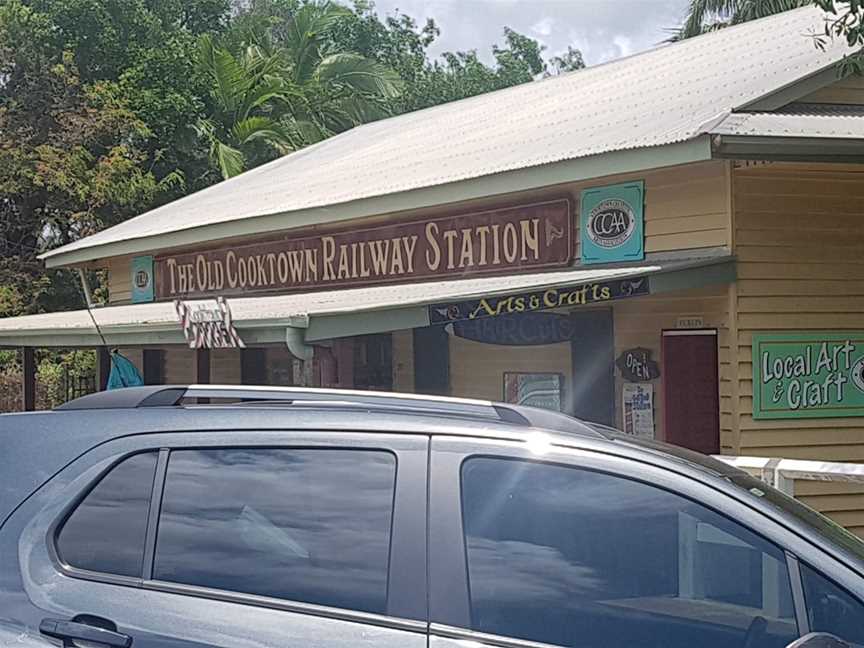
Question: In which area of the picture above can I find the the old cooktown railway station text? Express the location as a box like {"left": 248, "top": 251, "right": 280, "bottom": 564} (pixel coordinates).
{"left": 155, "top": 200, "right": 572, "bottom": 299}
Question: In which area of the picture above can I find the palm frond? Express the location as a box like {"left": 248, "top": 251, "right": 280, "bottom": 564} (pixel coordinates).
{"left": 213, "top": 140, "right": 247, "bottom": 179}
{"left": 231, "top": 116, "right": 296, "bottom": 153}
{"left": 315, "top": 53, "right": 403, "bottom": 99}
{"left": 286, "top": 1, "right": 351, "bottom": 84}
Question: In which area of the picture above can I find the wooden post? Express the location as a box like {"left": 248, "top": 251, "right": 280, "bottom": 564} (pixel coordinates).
{"left": 96, "top": 347, "right": 111, "bottom": 391}
{"left": 196, "top": 348, "right": 211, "bottom": 404}
{"left": 196, "top": 349, "right": 211, "bottom": 384}
{"left": 21, "top": 347, "right": 35, "bottom": 411}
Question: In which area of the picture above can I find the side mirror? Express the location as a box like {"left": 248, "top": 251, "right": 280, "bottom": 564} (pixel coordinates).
{"left": 786, "top": 633, "right": 852, "bottom": 648}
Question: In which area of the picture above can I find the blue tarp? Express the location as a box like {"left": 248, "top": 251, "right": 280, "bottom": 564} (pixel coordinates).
{"left": 107, "top": 352, "right": 144, "bottom": 389}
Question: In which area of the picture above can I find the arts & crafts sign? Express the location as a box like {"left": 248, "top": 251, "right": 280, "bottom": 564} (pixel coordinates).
{"left": 752, "top": 332, "right": 864, "bottom": 419}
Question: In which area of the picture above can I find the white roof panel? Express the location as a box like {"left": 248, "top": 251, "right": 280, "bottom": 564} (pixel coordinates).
{"left": 41, "top": 7, "right": 853, "bottom": 264}
{"left": 712, "top": 111, "right": 864, "bottom": 138}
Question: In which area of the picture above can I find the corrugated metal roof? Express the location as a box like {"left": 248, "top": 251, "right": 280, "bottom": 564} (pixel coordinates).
{"left": 0, "top": 263, "right": 671, "bottom": 343}
{"left": 41, "top": 6, "right": 853, "bottom": 264}
{"left": 712, "top": 111, "right": 864, "bottom": 138}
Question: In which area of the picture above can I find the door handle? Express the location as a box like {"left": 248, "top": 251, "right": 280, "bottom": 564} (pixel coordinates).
{"left": 40, "top": 618, "right": 132, "bottom": 647}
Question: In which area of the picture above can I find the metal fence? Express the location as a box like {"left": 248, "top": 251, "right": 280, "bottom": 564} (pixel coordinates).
{"left": 713, "top": 455, "right": 864, "bottom": 497}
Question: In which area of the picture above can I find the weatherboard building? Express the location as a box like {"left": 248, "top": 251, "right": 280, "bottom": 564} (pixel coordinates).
{"left": 4, "top": 9, "right": 864, "bottom": 530}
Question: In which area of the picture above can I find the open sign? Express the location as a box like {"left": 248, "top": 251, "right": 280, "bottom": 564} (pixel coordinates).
{"left": 616, "top": 347, "right": 660, "bottom": 382}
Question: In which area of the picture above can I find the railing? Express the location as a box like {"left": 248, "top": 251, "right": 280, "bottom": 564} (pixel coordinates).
{"left": 713, "top": 455, "right": 864, "bottom": 497}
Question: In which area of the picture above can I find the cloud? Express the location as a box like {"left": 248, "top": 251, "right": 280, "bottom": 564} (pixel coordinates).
{"left": 370, "top": 0, "right": 690, "bottom": 65}
{"left": 531, "top": 16, "right": 556, "bottom": 38}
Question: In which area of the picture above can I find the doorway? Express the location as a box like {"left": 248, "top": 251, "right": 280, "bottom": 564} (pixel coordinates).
{"left": 661, "top": 330, "right": 720, "bottom": 454}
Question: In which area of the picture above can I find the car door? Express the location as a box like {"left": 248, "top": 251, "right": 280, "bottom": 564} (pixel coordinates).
{"left": 1, "top": 430, "right": 428, "bottom": 648}
{"left": 427, "top": 435, "right": 864, "bottom": 648}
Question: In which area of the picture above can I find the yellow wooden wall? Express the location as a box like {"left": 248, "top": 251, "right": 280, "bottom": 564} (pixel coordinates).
{"left": 731, "top": 161, "right": 864, "bottom": 536}
{"left": 612, "top": 287, "right": 731, "bottom": 446}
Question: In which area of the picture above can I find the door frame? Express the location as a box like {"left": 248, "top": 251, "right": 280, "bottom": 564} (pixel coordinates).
{"left": 660, "top": 328, "right": 719, "bottom": 448}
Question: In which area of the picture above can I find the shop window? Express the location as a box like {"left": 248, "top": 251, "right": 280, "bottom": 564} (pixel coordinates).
{"left": 353, "top": 334, "right": 392, "bottom": 391}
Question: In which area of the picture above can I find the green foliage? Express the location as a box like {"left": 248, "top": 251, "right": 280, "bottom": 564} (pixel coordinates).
{"left": 672, "top": 0, "right": 811, "bottom": 40}
{"left": 813, "top": 0, "right": 864, "bottom": 74}
{"left": 0, "top": 0, "right": 587, "bottom": 320}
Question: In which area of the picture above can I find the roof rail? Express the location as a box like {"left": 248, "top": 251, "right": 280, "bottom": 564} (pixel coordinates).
{"left": 54, "top": 385, "right": 607, "bottom": 438}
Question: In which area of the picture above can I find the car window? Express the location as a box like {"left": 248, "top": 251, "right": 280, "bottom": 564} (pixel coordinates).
{"left": 800, "top": 563, "right": 864, "bottom": 645}
{"left": 56, "top": 452, "right": 158, "bottom": 577}
{"left": 153, "top": 448, "right": 396, "bottom": 615}
{"left": 460, "top": 457, "right": 797, "bottom": 648}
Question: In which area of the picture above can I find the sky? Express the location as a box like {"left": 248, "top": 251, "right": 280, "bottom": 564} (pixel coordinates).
{"left": 369, "top": 0, "right": 692, "bottom": 67}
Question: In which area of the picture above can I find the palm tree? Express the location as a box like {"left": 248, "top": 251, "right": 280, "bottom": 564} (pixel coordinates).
{"left": 674, "top": 0, "right": 811, "bottom": 40}
{"left": 197, "top": 1, "right": 402, "bottom": 179}
{"left": 196, "top": 34, "right": 300, "bottom": 179}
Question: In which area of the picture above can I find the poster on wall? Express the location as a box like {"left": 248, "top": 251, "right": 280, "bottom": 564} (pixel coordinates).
{"left": 504, "top": 372, "right": 563, "bottom": 412}
{"left": 580, "top": 181, "right": 645, "bottom": 265}
{"left": 622, "top": 383, "right": 655, "bottom": 438}
{"left": 753, "top": 332, "right": 864, "bottom": 419}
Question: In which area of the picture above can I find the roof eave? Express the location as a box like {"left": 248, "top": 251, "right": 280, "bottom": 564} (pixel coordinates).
{"left": 41, "top": 137, "right": 714, "bottom": 269}
{"left": 712, "top": 134, "right": 864, "bottom": 162}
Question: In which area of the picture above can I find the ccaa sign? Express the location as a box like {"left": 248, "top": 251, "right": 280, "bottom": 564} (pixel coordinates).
{"left": 753, "top": 332, "right": 864, "bottom": 419}
{"left": 580, "top": 181, "right": 644, "bottom": 265}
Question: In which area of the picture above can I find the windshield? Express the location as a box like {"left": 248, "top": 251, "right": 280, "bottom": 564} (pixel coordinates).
{"left": 726, "top": 470, "right": 864, "bottom": 564}
{"left": 606, "top": 430, "right": 864, "bottom": 565}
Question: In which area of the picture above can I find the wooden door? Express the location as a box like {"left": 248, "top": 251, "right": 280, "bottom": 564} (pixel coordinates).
{"left": 662, "top": 331, "right": 720, "bottom": 454}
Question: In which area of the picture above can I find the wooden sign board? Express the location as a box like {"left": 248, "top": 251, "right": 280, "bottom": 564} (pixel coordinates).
{"left": 155, "top": 199, "right": 573, "bottom": 299}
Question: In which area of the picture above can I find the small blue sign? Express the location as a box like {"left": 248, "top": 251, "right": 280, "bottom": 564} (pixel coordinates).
{"left": 131, "top": 255, "right": 154, "bottom": 303}
{"left": 580, "top": 181, "right": 644, "bottom": 264}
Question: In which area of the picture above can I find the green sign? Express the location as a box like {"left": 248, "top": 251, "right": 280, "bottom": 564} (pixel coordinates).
{"left": 752, "top": 332, "right": 864, "bottom": 419}
{"left": 580, "top": 180, "right": 644, "bottom": 265}
{"left": 131, "top": 255, "right": 154, "bottom": 303}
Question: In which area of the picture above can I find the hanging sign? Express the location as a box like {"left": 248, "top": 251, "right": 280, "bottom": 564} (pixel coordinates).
{"left": 580, "top": 181, "right": 644, "bottom": 265}
{"left": 131, "top": 255, "right": 155, "bottom": 303}
{"left": 429, "top": 276, "right": 650, "bottom": 324}
{"left": 446, "top": 313, "right": 577, "bottom": 346}
{"left": 154, "top": 199, "right": 573, "bottom": 299}
{"left": 616, "top": 347, "right": 660, "bottom": 382}
{"left": 753, "top": 332, "right": 864, "bottom": 419}
{"left": 622, "top": 383, "right": 655, "bottom": 438}
{"left": 175, "top": 297, "right": 246, "bottom": 349}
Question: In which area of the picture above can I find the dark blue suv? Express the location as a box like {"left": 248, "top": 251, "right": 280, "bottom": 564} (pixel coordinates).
{"left": 1, "top": 385, "right": 863, "bottom": 648}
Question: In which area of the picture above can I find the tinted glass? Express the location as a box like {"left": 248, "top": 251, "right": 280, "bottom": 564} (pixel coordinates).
{"left": 801, "top": 563, "right": 864, "bottom": 644}
{"left": 154, "top": 448, "right": 396, "bottom": 614}
{"left": 461, "top": 458, "right": 797, "bottom": 648}
{"left": 56, "top": 452, "right": 158, "bottom": 577}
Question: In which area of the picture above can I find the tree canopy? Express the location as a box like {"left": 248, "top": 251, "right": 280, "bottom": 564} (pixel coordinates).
{"left": 0, "top": 0, "right": 586, "bottom": 320}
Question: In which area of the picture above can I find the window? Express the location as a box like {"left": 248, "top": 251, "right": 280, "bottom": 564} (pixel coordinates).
{"left": 461, "top": 458, "right": 797, "bottom": 648}
{"left": 56, "top": 452, "right": 158, "bottom": 577}
{"left": 801, "top": 563, "right": 864, "bottom": 645}
{"left": 153, "top": 448, "right": 396, "bottom": 614}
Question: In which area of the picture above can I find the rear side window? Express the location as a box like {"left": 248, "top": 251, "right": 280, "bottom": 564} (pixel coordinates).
{"left": 56, "top": 452, "right": 158, "bottom": 577}
{"left": 153, "top": 448, "right": 396, "bottom": 614}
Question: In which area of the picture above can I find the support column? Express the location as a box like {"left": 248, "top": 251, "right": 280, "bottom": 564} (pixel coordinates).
{"left": 96, "top": 347, "right": 111, "bottom": 391}
{"left": 196, "top": 348, "right": 211, "bottom": 384}
{"left": 21, "top": 347, "right": 35, "bottom": 411}
{"left": 196, "top": 348, "right": 211, "bottom": 404}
